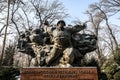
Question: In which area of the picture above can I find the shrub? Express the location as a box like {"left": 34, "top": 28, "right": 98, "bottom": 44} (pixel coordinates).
{"left": 0, "top": 66, "right": 20, "bottom": 80}
{"left": 113, "top": 47, "right": 120, "bottom": 65}
{"left": 113, "top": 70, "right": 120, "bottom": 80}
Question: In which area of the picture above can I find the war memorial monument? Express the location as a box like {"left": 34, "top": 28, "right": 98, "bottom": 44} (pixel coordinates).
{"left": 15, "top": 20, "right": 98, "bottom": 80}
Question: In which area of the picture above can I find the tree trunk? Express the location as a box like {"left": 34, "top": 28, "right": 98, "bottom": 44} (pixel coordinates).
{"left": 0, "top": 0, "right": 10, "bottom": 65}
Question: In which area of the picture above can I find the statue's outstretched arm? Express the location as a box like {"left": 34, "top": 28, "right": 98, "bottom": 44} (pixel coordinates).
{"left": 68, "top": 23, "right": 86, "bottom": 33}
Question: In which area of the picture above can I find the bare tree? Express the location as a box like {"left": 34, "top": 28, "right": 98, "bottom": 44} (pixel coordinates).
{"left": 0, "top": 0, "right": 10, "bottom": 65}
{"left": 85, "top": 9, "right": 104, "bottom": 66}
{"left": 95, "top": 4, "right": 118, "bottom": 48}
{"left": 86, "top": 0, "right": 120, "bottom": 65}
{"left": 0, "top": 0, "right": 68, "bottom": 37}
{"left": 30, "top": 0, "right": 68, "bottom": 28}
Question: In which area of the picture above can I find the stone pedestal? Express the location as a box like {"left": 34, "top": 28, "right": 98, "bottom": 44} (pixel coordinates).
{"left": 21, "top": 67, "right": 98, "bottom": 80}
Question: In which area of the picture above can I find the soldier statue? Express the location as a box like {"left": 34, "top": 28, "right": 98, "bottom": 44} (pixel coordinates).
{"left": 15, "top": 20, "right": 97, "bottom": 67}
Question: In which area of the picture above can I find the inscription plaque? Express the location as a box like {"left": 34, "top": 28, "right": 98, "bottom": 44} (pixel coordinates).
{"left": 21, "top": 67, "right": 98, "bottom": 80}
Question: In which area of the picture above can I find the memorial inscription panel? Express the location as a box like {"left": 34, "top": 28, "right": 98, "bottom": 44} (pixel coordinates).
{"left": 21, "top": 67, "right": 98, "bottom": 80}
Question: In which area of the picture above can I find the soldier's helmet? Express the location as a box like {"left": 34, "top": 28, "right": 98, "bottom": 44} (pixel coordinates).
{"left": 57, "top": 20, "right": 66, "bottom": 27}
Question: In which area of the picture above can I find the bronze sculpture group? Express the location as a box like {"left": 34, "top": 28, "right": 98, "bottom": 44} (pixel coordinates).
{"left": 15, "top": 20, "right": 97, "bottom": 67}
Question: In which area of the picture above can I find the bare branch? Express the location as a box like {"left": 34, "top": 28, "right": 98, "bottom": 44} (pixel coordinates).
{"left": 11, "top": 1, "right": 20, "bottom": 35}
{"left": 0, "top": 25, "right": 6, "bottom": 34}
